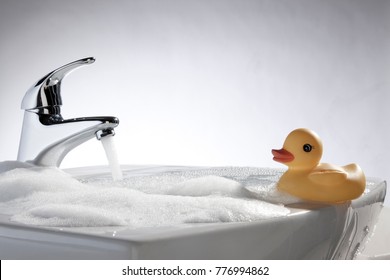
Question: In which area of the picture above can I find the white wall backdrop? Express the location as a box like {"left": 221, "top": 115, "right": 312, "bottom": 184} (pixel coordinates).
{"left": 0, "top": 0, "right": 389, "bottom": 205}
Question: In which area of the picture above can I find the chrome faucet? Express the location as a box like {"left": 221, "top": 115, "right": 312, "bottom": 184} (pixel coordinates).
{"left": 17, "top": 57, "right": 119, "bottom": 167}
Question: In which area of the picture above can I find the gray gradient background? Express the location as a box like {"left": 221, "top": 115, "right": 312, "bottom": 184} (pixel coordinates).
{"left": 0, "top": 0, "right": 389, "bottom": 206}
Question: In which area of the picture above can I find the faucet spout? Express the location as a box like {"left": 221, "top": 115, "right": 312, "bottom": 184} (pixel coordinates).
{"left": 17, "top": 57, "right": 120, "bottom": 167}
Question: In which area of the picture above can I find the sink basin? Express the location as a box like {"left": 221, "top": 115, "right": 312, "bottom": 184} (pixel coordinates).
{"left": 0, "top": 165, "right": 386, "bottom": 259}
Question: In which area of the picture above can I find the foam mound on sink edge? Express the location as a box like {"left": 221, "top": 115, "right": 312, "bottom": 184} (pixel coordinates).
{"left": 0, "top": 161, "right": 291, "bottom": 228}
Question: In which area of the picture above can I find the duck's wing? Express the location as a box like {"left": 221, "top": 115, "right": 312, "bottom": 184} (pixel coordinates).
{"left": 308, "top": 169, "right": 347, "bottom": 186}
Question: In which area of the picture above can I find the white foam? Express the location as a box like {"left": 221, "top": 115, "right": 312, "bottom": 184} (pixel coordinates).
{"left": 167, "top": 175, "right": 246, "bottom": 197}
{"left": 245, "top": 183, "right": 302, "bottom": 205}
{"left": 0, "top": 161, "right": 291, "bottom": 228}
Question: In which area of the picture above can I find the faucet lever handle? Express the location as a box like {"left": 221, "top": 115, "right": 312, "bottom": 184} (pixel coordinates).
{"left": 21, "top": 57, "right": 96, "bottom": 113}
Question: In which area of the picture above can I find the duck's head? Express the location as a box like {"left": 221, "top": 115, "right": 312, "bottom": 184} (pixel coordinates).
{"left": 272, "top": 128, "right": 323, "bottom": 170}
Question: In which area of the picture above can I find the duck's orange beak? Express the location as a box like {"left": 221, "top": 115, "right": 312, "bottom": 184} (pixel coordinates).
{"left": 272, "top": 148, "right": 294, "bottom": 163}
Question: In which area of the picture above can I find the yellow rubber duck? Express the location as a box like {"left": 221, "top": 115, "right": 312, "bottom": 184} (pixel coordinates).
{"left": 272, "top": 128, "right": 366, "bottom": 204}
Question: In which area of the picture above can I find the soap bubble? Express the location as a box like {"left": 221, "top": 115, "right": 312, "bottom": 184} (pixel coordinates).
{"left": 0, "top": 162, "right": 293, "bottom": 228}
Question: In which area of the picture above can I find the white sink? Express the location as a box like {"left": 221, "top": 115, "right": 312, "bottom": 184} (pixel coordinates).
{"left": 0, "top": 165, "right": 386, "bottom": 259}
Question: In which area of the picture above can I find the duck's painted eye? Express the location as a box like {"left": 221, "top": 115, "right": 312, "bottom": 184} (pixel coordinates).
{"left": 303, "top": 144, "right": 312, "bottom": 152}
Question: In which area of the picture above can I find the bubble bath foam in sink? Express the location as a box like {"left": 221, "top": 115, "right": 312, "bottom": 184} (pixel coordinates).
{"left": 0, "top": 162, "right": 386, "bottom": 259}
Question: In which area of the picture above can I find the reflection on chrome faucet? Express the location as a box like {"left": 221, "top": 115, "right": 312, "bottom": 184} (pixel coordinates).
{"left": 17, "top": 57, "right": 119, "bottom": 167}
